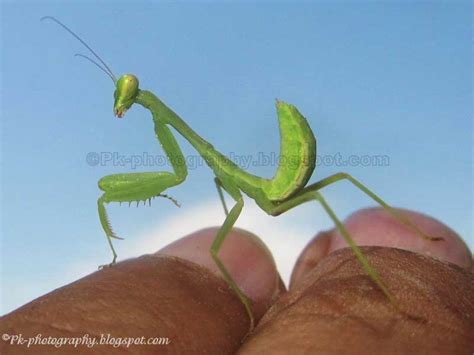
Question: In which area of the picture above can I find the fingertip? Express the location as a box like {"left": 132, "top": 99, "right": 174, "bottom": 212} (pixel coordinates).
{"left": 290, "top": 207, "right": 472, "bottom": 289}
{"left": 157, "top": 227, "right": 282, "bottom": 319}
{"left": 241, "top": 248, "right": 474, "bottom": 354}
{"left": 0, "top": 256, "right": 251, "bottom": 354}
{"left": 289, "top": 230, "right": 332, "bottom": 290}
{"left": 328, "top": 207, "right": 471, "bottom": 268}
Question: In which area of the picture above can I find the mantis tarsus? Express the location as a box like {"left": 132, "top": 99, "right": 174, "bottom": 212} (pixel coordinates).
{"left": 43, "top": 16, "right": 443, "bottom": 330}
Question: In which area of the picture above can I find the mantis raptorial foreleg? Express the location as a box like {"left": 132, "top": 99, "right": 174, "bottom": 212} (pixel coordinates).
{"left": 97, "top": 119, "right": 187, "bottom": 266}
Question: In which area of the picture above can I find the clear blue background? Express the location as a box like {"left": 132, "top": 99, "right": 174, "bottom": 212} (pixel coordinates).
{"left": 1, "top": 2, "right": 472, "bottom": 314}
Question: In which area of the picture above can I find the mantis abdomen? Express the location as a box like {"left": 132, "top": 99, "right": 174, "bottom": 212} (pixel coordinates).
{"left": 263, "top": 101, "right": 316, "bottom": 201}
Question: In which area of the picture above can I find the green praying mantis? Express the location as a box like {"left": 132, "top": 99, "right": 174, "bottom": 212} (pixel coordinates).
{"left": 43, "top": 17, "right": 442, "bottom": 330}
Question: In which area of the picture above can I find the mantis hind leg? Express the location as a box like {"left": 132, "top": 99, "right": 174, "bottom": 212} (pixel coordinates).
{"left": 301, "top": 172, "right": 443, "bottom": 242}
{"left": 312, "top": 192, "right": 394, "bottom": 302}
{"left": 210, "top": 176, "right": 255, "bottom": 330}
{"left": 261, "top": 171, "right": 444, "bottom": 303}
{"left": 264, "top": 188, "right": 394, "bottom": 303}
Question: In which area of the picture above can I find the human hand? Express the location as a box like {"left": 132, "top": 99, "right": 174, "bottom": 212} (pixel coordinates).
{"left": 1, "top": 207, "right": 472, "bottom": 354}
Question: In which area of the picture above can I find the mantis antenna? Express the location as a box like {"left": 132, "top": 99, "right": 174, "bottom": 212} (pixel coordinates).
{"left": 73, "top": 54, "right": 116, "bottom": 83}
{"left": 41, "top": 16, "right": 117, "bottom": 83}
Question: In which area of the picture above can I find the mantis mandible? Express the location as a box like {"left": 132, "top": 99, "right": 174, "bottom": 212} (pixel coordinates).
{"left": 43, "top": 17, "right": 442, "bottom": 330}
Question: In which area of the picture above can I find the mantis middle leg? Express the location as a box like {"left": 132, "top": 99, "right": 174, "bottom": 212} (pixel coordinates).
{"left": 214, "top": 177, "right": 229, "bottom": 216}
{"left": 210, "top": 176, "right": 255, "bottom": 329}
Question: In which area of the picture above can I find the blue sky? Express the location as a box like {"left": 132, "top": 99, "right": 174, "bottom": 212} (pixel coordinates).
{"left": 1, "top": 2, "right": 472, "bottom": 314}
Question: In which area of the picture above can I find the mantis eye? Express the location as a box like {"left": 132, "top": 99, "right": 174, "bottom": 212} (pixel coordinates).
{"left": 117, "top": 74, "right": 139, "bottom": 96}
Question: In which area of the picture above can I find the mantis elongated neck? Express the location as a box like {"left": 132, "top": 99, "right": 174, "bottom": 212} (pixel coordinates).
{"left": 135, "top": 89, "right": 215, "bottom": 156}
{"left": 135, "top": 89, "right": 268, "bottom": 193}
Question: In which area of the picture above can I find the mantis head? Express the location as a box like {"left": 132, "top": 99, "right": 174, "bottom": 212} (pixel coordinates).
{"left": 41, "top": 17, "right": 140, "bottom": 118}
{"left": 114, "top": 74, "right": 140, "bottom": 118}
